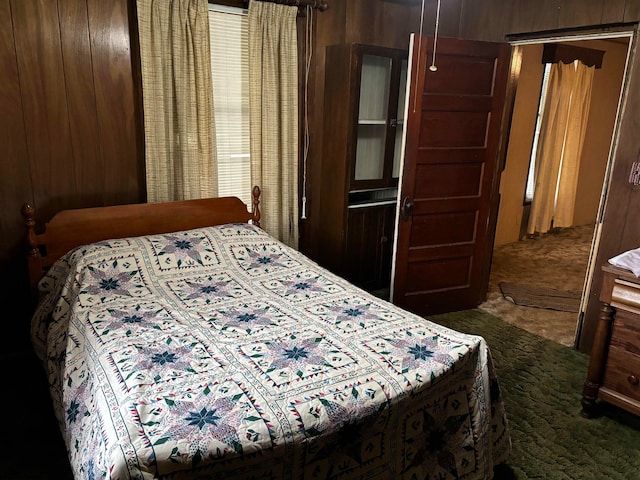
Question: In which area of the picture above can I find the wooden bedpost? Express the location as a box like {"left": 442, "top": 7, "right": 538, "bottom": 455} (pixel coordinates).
{"left": 252, "top": 185, "right": 261, "bottom": 228}
{"left": 21, "top": 203, "right": 43, "bottom": 293}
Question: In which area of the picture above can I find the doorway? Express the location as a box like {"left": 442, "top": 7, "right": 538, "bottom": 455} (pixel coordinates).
{"left": 479, "top": 32, "right": 633, "bottom": 347}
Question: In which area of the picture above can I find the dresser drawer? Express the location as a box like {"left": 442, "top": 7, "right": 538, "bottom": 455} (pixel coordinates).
{"left": 602, "top": 311, "right": 640, "bottom": 402}
{"left": 602, "top": 346, "right": 640, "bottom": 401}
{"left": 582, "top": 266, "right": 640, "bottom": 419}
{"left": 609, "top": 310, "right": 640, "bottom": 355}
{"left": 602, "top": 345, "right": 640, "bottom": 402}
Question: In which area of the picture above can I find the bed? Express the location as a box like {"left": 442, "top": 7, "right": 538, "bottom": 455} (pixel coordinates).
{"left": 23, "top": 186, "right": 511, "bottom": 480}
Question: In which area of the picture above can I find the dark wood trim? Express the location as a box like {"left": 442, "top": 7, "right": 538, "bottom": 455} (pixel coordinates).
{"left": 128, "top": 0, "right": 147, "bottom": 202}
{"left": 505, "top": 23, "right": 636, "bottom": 43}
{"left": 252, "top": 0, "right": 328, "bottom": 10}
{"left": 542, "top": 43, "right": 605, "bottom": 68}
{"left": 209, "top": 0, "right": 248, "bottom": 9}
{"left": 208, "top": 0, "right": 328, "bottom": 11}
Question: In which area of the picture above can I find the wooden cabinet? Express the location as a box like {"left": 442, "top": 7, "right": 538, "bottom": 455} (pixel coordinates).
{"left": 345, "top": 203, "right": 396, "bottom": 291}
{"left": 316, "top": 43, "right": 408, "bottom": 291}
{"left": 581, "top": 265, "right": 640, "bottom": 418}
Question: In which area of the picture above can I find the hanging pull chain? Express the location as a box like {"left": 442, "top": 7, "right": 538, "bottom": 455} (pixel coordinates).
{"left": 413, "top": 0, "right": 440, "bottom": 111}
{"left": 429, "top": 0, "right": 441, "bottom": 72}
{"left": 301, "top": 4, "right": 313, "bottom": 220}
{"left": 412, "top": 0, "right": 426, "bottom": 113}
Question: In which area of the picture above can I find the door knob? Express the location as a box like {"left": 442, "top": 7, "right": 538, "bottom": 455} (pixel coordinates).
{"left": 401, "top": 196, "right": 413, "bottom": 221}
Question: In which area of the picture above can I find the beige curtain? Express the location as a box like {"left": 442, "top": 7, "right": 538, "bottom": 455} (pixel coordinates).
{"left": 137, "top": 0, "right": 218, "bottom": 202}
{"left": 554, "top": 62, "right": 594, "bottom": 227}
{"left": 528, "top": 61, "right": 595, "bottom": 234}
{"left": 248, "top": 1, "right": 299, "bottom": 248}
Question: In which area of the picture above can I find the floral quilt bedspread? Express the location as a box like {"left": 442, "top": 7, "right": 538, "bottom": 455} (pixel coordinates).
{"left": 32, "top": 223, "right": 510, "bottom": 480}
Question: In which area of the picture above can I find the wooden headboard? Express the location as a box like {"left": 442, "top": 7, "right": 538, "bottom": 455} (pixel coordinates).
{"left": 22, "top": 186, "right": 261, "bottom": 291}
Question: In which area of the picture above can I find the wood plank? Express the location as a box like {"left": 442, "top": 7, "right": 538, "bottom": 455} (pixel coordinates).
{"left": 316, "top": 43, "right": 353, "bottom": 268}
{"left": 380, "top": 1, "right": 415, "bottom": 49}
{"left": 0, "top": 0, "right": 31, "bottom": 244}
{"left": 623, "top": 0, "right": 640, "bottom": 21}
{"left": 621, "top": 190, "right": 640, "bottom": 252}
{"left": 59, "top": 0, "right": 103, "bottom": 207}
{"left": 557, "top": 0, "right": 604, "bottom": 28}
{"left": 434, "top": 0, "right": 462, "bottom": 39}
{"left": 601, "top": 31, "right": 640, "bottom": 255}
{"left": 346, "top": 0, "right": 384, "bottom": 46}
{"left": 460, "top": 0, "right": 511, "bottom": 41}
{"left": 87, "top": 0, "right": 143, "bottom": 206}
{"left": 2, "top": 0, "right": 59, "bottom": 351}
{"left": 579, "top": 39, "right": 640, "bottom": 353}
{"left": 300, "top": 0, "right": 347, "bottom": 256}
{"left": 507, "top": 0, "right": 559, "bottom": 35}
{"left": 600, "top": 0, "right": 626, "bottom": 23}
{"left": 12, "top": 0, "right": 75, "bottom": 222}
{"left": 0, "top": 0, "right": 33, "bottom": 340}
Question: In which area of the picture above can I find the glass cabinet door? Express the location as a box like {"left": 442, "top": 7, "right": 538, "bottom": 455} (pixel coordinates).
{"left": 354, "top": 55, "right": 392, "bottom": 182}
{"left": 392, "top": 59, "right": 408, "bottom": 179}
{"left": 317, "top": 43, "right": 409, "bottom": 290}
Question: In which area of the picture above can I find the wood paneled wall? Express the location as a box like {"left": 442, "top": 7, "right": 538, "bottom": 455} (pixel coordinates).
{"left": 0, "top": 0, "right": 143, "bottom": 354}
{"left": 418, "top": 0, "right": 640, "bottom": 354}
{"left": 303, "top": 0, "right": 640, "bottom": 354}
{"left": 300, "top": 0, "right": 421, "bottom": 257}
{"left": 1, "top": 0, "right": 638, "bottom": 356}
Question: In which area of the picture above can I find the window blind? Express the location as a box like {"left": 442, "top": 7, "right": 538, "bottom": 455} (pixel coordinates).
{"left": 208, "top": 5, "right": 251, "bottom": 208}
{"left": 525, "top": 63, "right": 552, "bottom": 202}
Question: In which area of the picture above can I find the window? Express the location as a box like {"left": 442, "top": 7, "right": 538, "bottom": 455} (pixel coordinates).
{"left": 208, "top": 5, "right": 251, "bottom": 207}
{"left": 525, "top": 63, "right": 552, "bottom": 203}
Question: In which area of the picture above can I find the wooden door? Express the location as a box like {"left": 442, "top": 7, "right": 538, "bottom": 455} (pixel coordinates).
{"left": 392, "top": 35, "right": 511, "bottom": 315}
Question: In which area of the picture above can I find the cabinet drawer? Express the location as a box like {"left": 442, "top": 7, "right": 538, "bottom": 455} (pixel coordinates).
{"left": 609, "top": 310, "right": 640, "bottom": 355}
{"left": 602, "top": 345, "right": 640, "bottom": 402}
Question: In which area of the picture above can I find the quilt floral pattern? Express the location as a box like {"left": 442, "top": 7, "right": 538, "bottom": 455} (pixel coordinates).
{"left": 32, "top": 223, "right": 510, "bottom": 480}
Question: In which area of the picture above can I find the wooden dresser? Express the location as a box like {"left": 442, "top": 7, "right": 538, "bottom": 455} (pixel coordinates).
{"left": 581, "top": 264, "right": 640, "bottom": 418}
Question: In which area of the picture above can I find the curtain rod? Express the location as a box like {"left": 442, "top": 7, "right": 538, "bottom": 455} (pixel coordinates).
{"left": 252, "top": 0, "right": 328, "bottom": 11}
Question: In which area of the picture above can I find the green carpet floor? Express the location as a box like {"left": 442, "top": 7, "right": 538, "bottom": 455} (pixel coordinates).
{"left": 430, "top": 309, "right": 640, "bottom": 480}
